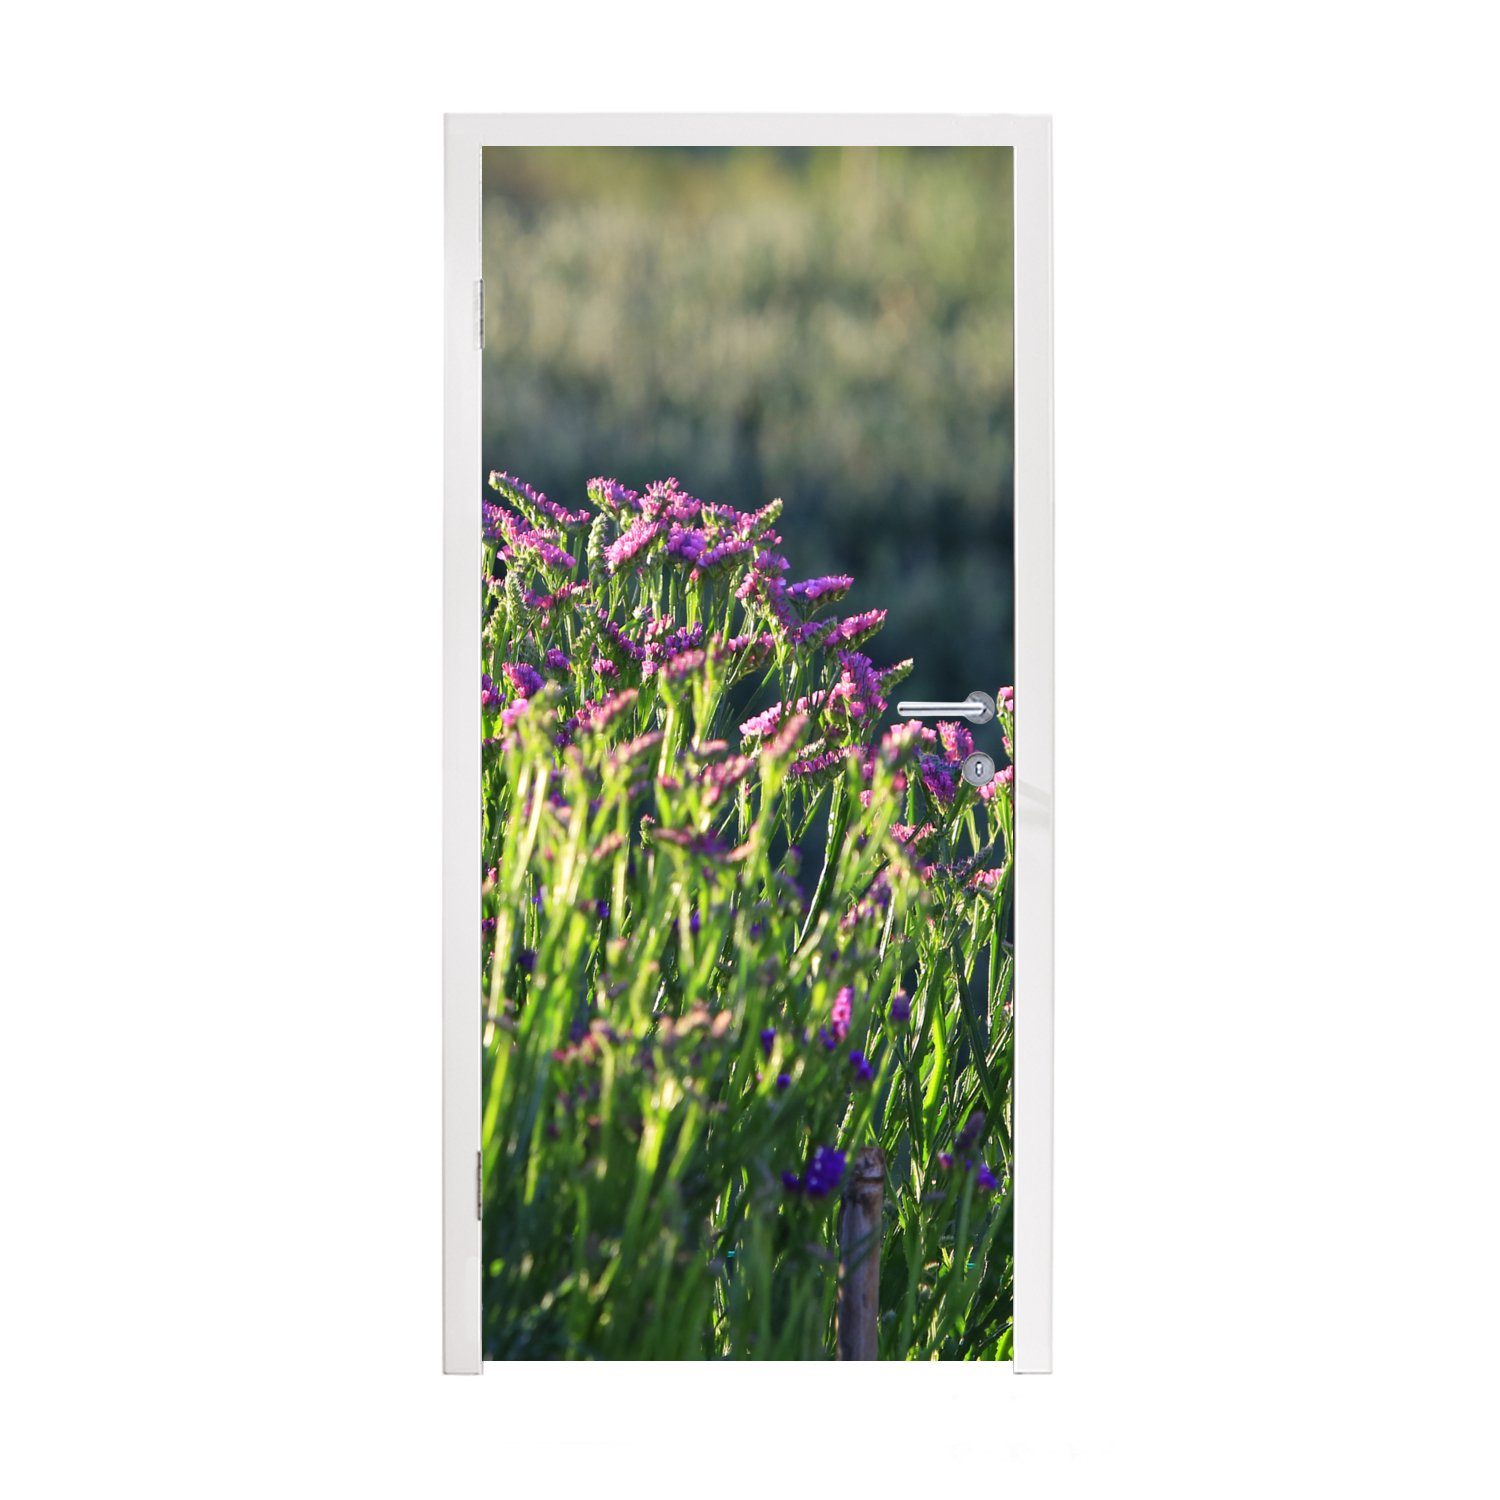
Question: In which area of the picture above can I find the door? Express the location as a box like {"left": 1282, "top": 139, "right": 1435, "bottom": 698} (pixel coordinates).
{"left": 446, "top": 120, "right": 1052, "bottom": 1366}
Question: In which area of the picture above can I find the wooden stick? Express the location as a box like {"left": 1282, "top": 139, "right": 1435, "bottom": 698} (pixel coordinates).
{"left": 837, "top": 1146, "right": 885, "bottom": 1360}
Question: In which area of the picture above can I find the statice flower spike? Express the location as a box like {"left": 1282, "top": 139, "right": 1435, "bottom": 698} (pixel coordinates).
{"left": 740, "top": 702, "right": 785, "bottom": 738}
{"left": 937, "top": 720, "right": 974, "bottom": 761}
{"left": 489, "top": 470, "right": 591, "bottom": 528}
{"left": 787, "top": 574, "right": 853, "bottom": 603}
{"left": 605, "top": 518, "right": 666, "bottom": 573}
{"left": 665, "top": 525, "right": 708, "bottom": 563}
{"left": 494, "top": 509, "right": 577, "bottom": 571}
{"left": 586, "top": 476, "right": 640, "bottom": 511}
{"left": 919, "top": 755, "right": 958, "bottom": 804}
{"left": 821, "top": 609, "right": 886, "bottom": 650}
{"left": 830, "top": 986, "right": 853, "bottom": 1042}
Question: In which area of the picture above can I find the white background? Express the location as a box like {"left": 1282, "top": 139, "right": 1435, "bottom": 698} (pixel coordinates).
{"left": 4, "top": 3, "right": 1497, "bottom": 1495}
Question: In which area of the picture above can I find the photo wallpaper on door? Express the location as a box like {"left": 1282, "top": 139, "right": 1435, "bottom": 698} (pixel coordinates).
{"left": 478, "top": 146, "right": 1016, "bottom": 1359}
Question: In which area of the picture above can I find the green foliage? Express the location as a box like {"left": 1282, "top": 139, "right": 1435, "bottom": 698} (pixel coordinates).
{"left": 481, "top": 471, "right": 1013, "bottom": 1359}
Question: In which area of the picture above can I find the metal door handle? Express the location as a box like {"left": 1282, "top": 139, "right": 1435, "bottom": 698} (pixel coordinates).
{"left": 894, "top": 690, "right": 996, "bottom": 725}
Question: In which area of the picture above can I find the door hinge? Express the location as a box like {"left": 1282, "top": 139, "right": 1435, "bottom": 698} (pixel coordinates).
{"left": 475, "top": 279, "right": 485, "bottom": 350}
{"left": 477, "top": 1150, "right": 483, "bottom": 1221}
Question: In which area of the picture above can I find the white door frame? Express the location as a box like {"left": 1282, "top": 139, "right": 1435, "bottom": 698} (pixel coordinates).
{"left": 442, "top": 114, "right": 1053, "bottom": 1373}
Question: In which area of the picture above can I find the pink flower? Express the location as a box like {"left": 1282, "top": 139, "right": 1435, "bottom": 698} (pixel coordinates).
{"left": 937, "top": 720, "right": 974, "bottom": 761}
{"left": 830, "top": 986, "right": 854, "bottom": 1042}
{"left": 605, "top": 518, "right": 665, "bottom": 572}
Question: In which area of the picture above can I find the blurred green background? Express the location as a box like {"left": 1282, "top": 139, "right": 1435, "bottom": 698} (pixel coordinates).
{"left": 482, "top": 146, "right": 1013, "bottom": 693}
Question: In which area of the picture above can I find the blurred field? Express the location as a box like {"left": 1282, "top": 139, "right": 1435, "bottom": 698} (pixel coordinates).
{"left": 482, "top": 145, "right": 1014, "bottom": 693}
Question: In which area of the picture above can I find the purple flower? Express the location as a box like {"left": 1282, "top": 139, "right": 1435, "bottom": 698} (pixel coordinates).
{"left": 595, "top": 899, "right": 610, "bottom": 921}
{"left": 888, "top": 990, "right": 911, "bottom": 1024}
{"left": 781, "top": 1171, "right": 804, "bottom": 1195}
{"left": 803, "top": 1146, "right": 846, "bottom": 1199}
{"left": 689, "top": 909, "right": 701, "bottom": 936}
{"left": 759, "top": 1027, "right": 776, "bottom": 1059}
{"left": 545, "top": 647, "right": 572, "bottom": 672}
{"left": 662, "top": 648, "right": 706, "bottom": 681}
{"left": 849, "top": 1050, "right": 874, "bottom": 1084}
{"left": 919, "top": 754, "right": 957, "bottom": 804}
{"left": 775, "top": 1072, "right": 791, "bottom": 1092}
{"left": 665, "top": 525, "right": 708, "bottom": 563}
{"left": 517, "top": 948, "right": 537, "bottom": 974}
{"left": 502, "top": 661, "right": 544, "bottom": 699}
{"left": 955, "top": 1110, "right": 986, "bottom": 1153}
{"left": 975, "top": 1163, "right": 999, "bottom": 1193}
{"left": 938, "top": 1152, "right": 954, "bottom": 1171}
{"left": 595, "top": 613, "right": 647, "bottom": 662}
{"left": 480, "top": 673, "right": 501, "bottom": 710}
{"left": 647, "top": 621, "right": 705, "bottom": 662}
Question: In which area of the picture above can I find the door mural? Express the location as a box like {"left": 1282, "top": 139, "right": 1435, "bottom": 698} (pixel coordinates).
{"left": 479, "top": 146, "right": 1015, "bottom": 1359}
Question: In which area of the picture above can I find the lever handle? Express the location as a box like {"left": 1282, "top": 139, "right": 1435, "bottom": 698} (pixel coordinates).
{"left": 894, "top": 690, "right": 996, "bottom": 725}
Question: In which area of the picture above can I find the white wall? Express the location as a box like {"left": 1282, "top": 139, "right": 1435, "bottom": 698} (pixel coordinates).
{"left": 5, "top": 4, "right": 1496, "bottom": 1495}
